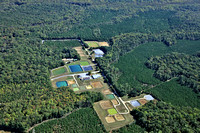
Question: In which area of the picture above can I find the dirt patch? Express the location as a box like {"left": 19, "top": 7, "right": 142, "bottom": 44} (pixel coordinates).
{"left": 111, "top": 99, "right": 118, "bottom": 105}
{"left": 74, "top": 47, "right": 86, "bottom": 57}
{"left": 138, "top": 99, "right": 148, "bottom": 105}
{"left": 102, "top": 89, "right": 112, "bottom": 95}
{"left": 67, "top": 80, "right": 75, "bottom": 85}
{"left": 114, "top": 114, "right": 125, "bottom": 121}
{"left": 91, "top": 81, "right": 103, "bottom": 88}
{"left": 100, "top": 100, "right": 113, "bottom": 109}
{"left": 105, "top": 116, "right": 115, "bottom": 123}
{"left": 99, "top": 42, "right": 109, "bottom": 47}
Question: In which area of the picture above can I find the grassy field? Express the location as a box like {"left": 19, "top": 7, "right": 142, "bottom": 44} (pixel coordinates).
{"left": 80, "top": 61, "right": 90, "bottom": 66}
{"left": 44, "top": 40, "right": 81, "bottom": 48}
{"left": 85, "top": 41, "right": 99, "bottom": 47}
{"left": 113, "top": 123, "right": 145, "bottom": 133}
{"left": 108, "top": 108, "right": 118, "bottom": 115}
{"left": 146, "top": 79, "right": 200, "bottom": 109}
{"left": 30, "top": 108, "right": 106, "bottom": 133}
{"left": 114, "top": 40, "right": 200, "bottom": 90}
{"left": 52, "top": 67, "right": 67, "bottom": 76}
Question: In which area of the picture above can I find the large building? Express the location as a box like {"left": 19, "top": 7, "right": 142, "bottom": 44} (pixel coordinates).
{"left": 93, "top": 49, "right": 104, "bottom": 58}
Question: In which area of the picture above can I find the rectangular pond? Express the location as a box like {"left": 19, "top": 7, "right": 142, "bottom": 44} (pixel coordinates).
{"left": 56, "top": 81, "right": 68, "bottom": 88}
{"left": 106, "top": 94, "right": 115, "bottom": 99}
{"left": 82, "top": 66, "right": 93, "bottom": 71}
{"left": 130, "top": 100, "right": 141, "bottom": 107}
{"left": 69, "top": 65, "right": 83, "bottom": 73}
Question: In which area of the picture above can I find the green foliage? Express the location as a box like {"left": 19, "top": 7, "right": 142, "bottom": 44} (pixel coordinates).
{"left": 132, "top": 101, "right": 200, "bottom": 132}
{"left": 113, "top": 124, "right": 145, "bottom": 133}
{"left": 146, "top": 79, "right": 200, "bottom": 108}
{"left": 52, "top": 67, "right": 67, "bottom": 76}
{"left": 146, "top": 52, "right": 200, "bottom": 93}
{"left": 44, "top": 40, "right": 81, "bottom": 48}
{"left": 1, "top": 0, "right": 200, "bottom": 132}
{"left": 109, "top": 40, "right": 200, "bottom": 96}
{"left": 31, "top": 108, "right": 106, "bottom": 133}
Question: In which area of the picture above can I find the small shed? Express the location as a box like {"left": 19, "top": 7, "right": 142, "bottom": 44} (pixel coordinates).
{"left": 93, "top": 49, "right": 104, "bottom": 58}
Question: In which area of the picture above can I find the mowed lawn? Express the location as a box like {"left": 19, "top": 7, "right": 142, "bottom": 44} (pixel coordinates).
{"left": 80, "top": 61, "right": 90, "bottom": 66}
{"left": 52, "top": 67, "right": 67, "bottom": 76}
{"left": 114, "top": 40, "right": 200, "bottom": 89}
{"left": 85, "top": 41, "right": 99, "bottom": 47}
{"left": 147, "top": 79, "right": 200, "bottom": 109}
{"left": 108, "top": 108, "right": 117, "bottom": 115}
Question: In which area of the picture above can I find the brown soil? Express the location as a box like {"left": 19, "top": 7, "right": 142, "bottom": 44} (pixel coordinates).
{"left": 67, "top": 80, "right": 75, "bottom": 85}
{"left": 114, "top": 114, "right": 125, "bottom": 121}
{"left": 102, "top": 89, "right": 112, "bottom": 95}
{"left": 74, "top": 47, "right": 85, "bottom": 57}
{"left": 100, "top": 100, "right": 113, "bottom": 109}
{"left": 91, "top": 81, "right": 103, "bottom": 88}
{"left": 99, "top": 42, "right": 109, "bottom": 46}
{"left": 138, "top": 99, "right": 148, "bottom": 105}
{"left": 111, "top": 99, "right": 118, "bottom": 105}
{"left": 105, "top": 116, "right": 115, "bottom": 123}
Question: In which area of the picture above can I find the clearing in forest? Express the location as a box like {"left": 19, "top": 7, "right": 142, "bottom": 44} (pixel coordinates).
{"left": 85, "top": 41, "right": 99, "bottom": 47}
{"left": 98, "top": 42, "right": 109, "bottom": 47}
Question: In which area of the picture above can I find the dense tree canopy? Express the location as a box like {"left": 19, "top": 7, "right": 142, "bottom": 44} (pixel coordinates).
{"left": 146, "top": 52, "right": 200, "bottom": 94}
{"left": 132, "top": 101, "right": 200, "bottom": 133}
{"left": 1, "top": 0, "right": 200, "bottom": 132}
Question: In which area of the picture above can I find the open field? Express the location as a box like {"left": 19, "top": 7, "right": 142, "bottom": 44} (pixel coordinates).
{"left": 114, "top": 114, "right": 125, "bottom": 121}
{"left": 52, "top": 67, "right": 67, "bottom": 76}
{"left": 108, "top": 108, "right": 118, "bottom": 115}
{"left": 105, "top": 116, "right": 116, "bottom": 123}
{"left": 147, "top": 79, "right": 200, "bottom": 109}
{"left": 114, "top": 40, "right": 200, "bottom": 90}
{"left": 100, "top": 100, "right": 113, "bottom": 110}
{"left": 111, "top": 99, "right": 118, "bottom": 105}
{"left": 74, "top": 47, "right": 87, "bottom": 59}
{"left": 102, "top": 89, "right": 112, "bottom": 95}
{"left": 99, "top": 42, "right": 109, "bottom": 47}
{"left": 80, "top": 61, "right": 90, "bottom": 66}
{"left": 91, "top": 81, "right": 103, "bottom": 88}
{"left": 85, "top": 41, "right": 99, "bottom": 47}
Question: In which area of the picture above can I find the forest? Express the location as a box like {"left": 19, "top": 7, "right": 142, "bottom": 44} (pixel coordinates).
{"left": 1, "top": 0, "right": 200, "bottom": 132}
{"left": 146, "top": 52, "right": 200, "bottom": 94}
{"left": 132, "top": 101, "right": 200, "bottom": 133}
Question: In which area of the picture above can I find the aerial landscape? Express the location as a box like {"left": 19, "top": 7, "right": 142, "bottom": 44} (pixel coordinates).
{"left": 0, "top": 0, "right": 200, "bottom": 133}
